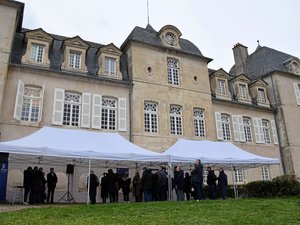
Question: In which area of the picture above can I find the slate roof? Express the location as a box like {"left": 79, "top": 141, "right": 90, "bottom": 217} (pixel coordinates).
{"left": 11, "top": 28, "right": 129, "bottom": 82}
{"left": 229, "top": 46, "right": 294, "bottom": 80}
{"left": 121, "top": 24, "right": 212, "bottom": 62}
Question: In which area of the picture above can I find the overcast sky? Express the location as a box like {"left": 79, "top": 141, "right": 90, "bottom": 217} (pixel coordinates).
{"left": 19, "top": 0, "right": 300, "bottom": 71}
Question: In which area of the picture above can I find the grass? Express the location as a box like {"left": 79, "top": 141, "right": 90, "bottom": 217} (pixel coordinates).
{"left": 1, "top": 197, "right": 300, "bottom": 225}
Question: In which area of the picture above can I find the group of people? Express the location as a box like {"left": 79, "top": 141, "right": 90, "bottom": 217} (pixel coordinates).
{"left": 88, "top": 160, "right": 228, "bottom": 204}
{"left": 23, "top": 166, "right": 58, "bottom": 204}
{"left": 88, "top": 169, "right": 132, "bottom": 204}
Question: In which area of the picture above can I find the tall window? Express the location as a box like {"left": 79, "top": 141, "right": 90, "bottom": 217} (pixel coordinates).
{"left": 262, "top": 120, "right": 271, "bottom": 144}
{"left": 30, "top": 44, "right": 44, "bottom": 63}
{"left": 69, "top": 51, "right": 81, "bottom": 69}
{"left": 63, "top": 92, "right": 81, "bottom": 126}
{"left": 194, "top": 108, "right": 205, "bottom": 137}
{"left": 170, "top": 105, "right": 182, "bottom": 135}
{"left": 101, "top": 98, "right": 116, "bottom": 130}
{"left": 239, "top": 84, "right": 247, "bottom": 99}
{"left": 221, "top": 114, "right": 231, "bottom": 140}
{"left": 243, "top": 117, "right": 253, "bottom": 142}
{"left": 167, "top": 59, "right": 179, "bottom": 85}
{"left": 105, "top": 57, "right": 116, "bottom": 75}
{"left": 21, "top": 86, "right": 42, "bottom": 122}
{"left": 258, "top": 88, "right": 266, "bottom": 103}
{"left": 234, "top": 170, "right": 244, "bottom": 183}
{"left": 218, "top": 79, "right": 226, "bottom": 95}
{"left": 144, "top": 102, "right": 158, "bottom": 133}
{"left": 261, "top": 166, "right": 270, "bottom": 181}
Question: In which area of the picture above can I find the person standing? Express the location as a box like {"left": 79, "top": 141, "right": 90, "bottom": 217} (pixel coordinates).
{"left": 183, "top": 172, "right": 192, "bottom": 200}
{"left": 106, "top": 169, "right": 117, "bottom": 203}
{"left": 100, "top": 173, "right": 108, "bottom": 203}
{"left": 174, "top": 166, "right": 184, "bottom": 201}
{"left": 46, "top": 168, "right": 58, "bottom": 204}
{"left": 121, "top": 174, "right": 131, "bottom": 203}
{"left": 218, "top": 168, "right": 228, "bottom": 200}
{"left": 141, "top": 167, "right": 153, "bottom": 202}
{"left": 132, "top": 172, "right": 142, "bottom": 202}
{"left": 23, "top": 166, "right": 32, "bottom": 204}
{"left": 88, "top": 170, "right": 99, "bottom": 204}
{"left": 207, "top": 167, "right": 217, "bottom": 200}
{"left": 191, "top": 159, "right": 204, "bottom": 201}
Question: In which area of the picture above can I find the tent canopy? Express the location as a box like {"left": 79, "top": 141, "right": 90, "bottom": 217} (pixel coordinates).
{"left": 162, "top": 139, "right": 280, "bottom": 169}
{"left": 0, "top": 127, "right": 280, "bottom": 169}
{"left": 0, "top": 126, "right": 168, "bottom": 166}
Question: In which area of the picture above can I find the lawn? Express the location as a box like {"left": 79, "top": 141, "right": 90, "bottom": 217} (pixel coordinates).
{"left": 0, "top": 197, "right": 300, "bottom": 225}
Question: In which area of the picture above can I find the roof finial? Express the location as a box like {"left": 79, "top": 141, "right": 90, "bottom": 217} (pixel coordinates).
{"left": 257, "top": 40, "right": 260, "bottom": 46}
{"left": 147, "top": 0, "right": 150, "bottom": 25}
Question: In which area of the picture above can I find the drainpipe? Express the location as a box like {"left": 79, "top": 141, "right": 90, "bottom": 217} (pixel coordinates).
{"left": 129, "top": 83, "right": 133, "bottom": 142}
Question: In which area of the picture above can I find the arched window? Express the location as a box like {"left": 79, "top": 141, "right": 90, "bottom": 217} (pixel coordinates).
{"left": 144, "top": 102, "right": 158, "bottom": 133}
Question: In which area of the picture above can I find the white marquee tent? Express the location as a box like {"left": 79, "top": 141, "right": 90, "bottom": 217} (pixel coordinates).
{"left": 162, "top": 139, "right": 281, "bottom": 169}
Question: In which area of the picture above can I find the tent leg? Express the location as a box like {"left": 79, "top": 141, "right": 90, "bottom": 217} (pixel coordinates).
{"left": 87, "top": 158, "right": 92, "bottom": 205}
{"left": 231, "top": 164, "right": 237, "bottom": 199}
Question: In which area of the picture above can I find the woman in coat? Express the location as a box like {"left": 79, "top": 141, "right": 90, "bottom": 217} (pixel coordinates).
{"left": 100, "top": 173, "right": 108, "bottom": 203}
{"left": 120, "top": 174, "right": 131, "bottom": 202}
{"left": 217, "top": 168, "right": 228, "bottom": 200}
{"left": 132, "top": 172, "right": 142, "bottom": 202}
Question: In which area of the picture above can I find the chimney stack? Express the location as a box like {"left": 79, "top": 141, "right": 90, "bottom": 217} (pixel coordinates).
{"left": 232, "top": 43, "right": 248, "bottom": 75}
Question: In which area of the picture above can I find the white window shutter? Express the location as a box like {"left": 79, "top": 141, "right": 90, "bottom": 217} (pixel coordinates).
{"left": 52, "top": 88, "right": 64, "bottom": 125}
{"left": 81, "top": 93, "right": 91, "bottom": 128}
{"left": 92, "top": 94, "right": 102, "bottom": 129}
{"left": 13, "top": 80, "right": 24, "bottom": 121}
{"left": 253, "top": 118, "right": 264, "bottom": 143}
{"left": 293, "top": 83, "right": 300, "bottom": 105}
{"left": 215, "top": 112, "right": 223, "bottom": 140}
{"left": 271, "top": 120, "right": 279, "bottom": 145}
{"left": 38, "top": 84, "right": 45, "bottom": 122}
{"left": 118, "top": 98, "right": 127, "bottom": 132}
{"left": 232, "top": 115, "right": 240, "bottom": 142}
{"left": 237, "top": 115, "right": 246, "bottom": 142}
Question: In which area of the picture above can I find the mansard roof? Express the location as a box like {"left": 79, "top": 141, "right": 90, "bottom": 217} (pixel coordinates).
{"left": 10, "top": 28, "right": 129, "bottom": 82}
{"left": 121, "top": 24, "right": 212, "bottom": 62}
{"left": 229, "top": 46, "right": 295, "bottom": 79}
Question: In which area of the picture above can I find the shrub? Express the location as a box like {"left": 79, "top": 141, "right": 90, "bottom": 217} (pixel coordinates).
{"left": 245, "top": 174, "right": 300, "bottom": 197}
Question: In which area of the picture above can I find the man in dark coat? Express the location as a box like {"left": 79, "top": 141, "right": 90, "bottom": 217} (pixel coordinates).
{"left": 23, "top": 166, "right": 32, "bottom": 204}
{"left": 46, "top": 168, "right": 58, "bottom": 203}
{"left": 106, "top": 169, "right": 117, "bottom": 203}
{"left": 120, "top": 174, "right": 131, "bottom": 202}
{"left": 174, "top": 166, "right": 184, "bottom": 201}
{"left": 207, "top": 167, "right": 217, "bottom": 200}
{"left": 155, "top": 166, "right": 168, "bottom": 201}
{"left": 88, "top": 170, "right": 99, "bottom": 204}
{"left": 218, "top": 168, "right": 228, "bottom": 200}
{"left": 141, "top": 167, "right": 153, "bottom": 202}
{"left": 191, "top": 159, "right": 204, "bottom": 201}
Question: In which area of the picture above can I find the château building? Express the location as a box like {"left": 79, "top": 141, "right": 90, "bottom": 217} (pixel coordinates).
{"left": 0, "top": 0, "right": 299, "bottom": 202}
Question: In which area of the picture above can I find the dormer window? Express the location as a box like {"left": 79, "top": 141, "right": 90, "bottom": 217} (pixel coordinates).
{"left": 239, "top": 84, "right": 247, "bottom": 99}
{"left": 69, "top": 51, "right": 81, "bottom": 69}
{"left": 218, "top": 79, "right": 227, "bottom": 95}
{"left": 158, "top": 25, "right": 182, "bottom": 49}
{"left": 22, "top": 29, "right": 53, "bottom": 68}
{"left": 292, "top": 62, "right": 300, "bottom": 74}
{"left": 97, "top": 44, "right": 122, "bottom": 80}
{"left": 258, "top": 88, "right": 266, "bottom": 103}
{"left": 61, "top": 36, "right": 89, "bottom": 73}
{"left": 30, "top": 44, "right": 45, "bottom": 63}
{"left": 105, "top": 57, "right": 116, "bottom": 75}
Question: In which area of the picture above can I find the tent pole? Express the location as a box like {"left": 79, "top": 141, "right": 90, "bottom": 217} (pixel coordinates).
{"left": 231, "top": 164, "right": 237, "bottom": 199}
{"left": 168, "top": 161, "right": 172, "bottom": 202}
{"left": 87, "top": 158, "right": 92, "bottom": 205}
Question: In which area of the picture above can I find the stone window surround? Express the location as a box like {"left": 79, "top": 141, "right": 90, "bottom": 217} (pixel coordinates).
{"left": 61, "top": 46, "right": 88, "bottom": 73}
{"left": 98, "top": 52, "right": 122, "bottom": 80}
{"left": 236, "top": 81, "right": 251, "bottom": 103}
{"left": 215, "top": 77, "right": 231, "bottom": 100}
{"left": 22, "top": 39, "right": 51, "bottom": 68}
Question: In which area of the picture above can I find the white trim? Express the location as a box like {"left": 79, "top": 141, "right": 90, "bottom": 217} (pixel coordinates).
{"left": 13, "top": 80, "right": 24, "bottom": 121}
{"left": 91, "top": 94, "right": 102, "bottom": 129}
{"left": 271, "top": 120, "right": 278, "bottom": 145}
{"left": 81, "top": 93, "right": 91, "bottom": 128}
{"left": 52, "top": 88, "right": 65, "bottom": 125}
{"left": 118, "top": 98, "right": 127, "bottom": 132}
{"left": 293, "top": 82, "right": 300, "bottom": 105}
{"left": 215, "top": 112, "right": 223, "bottom": 140}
